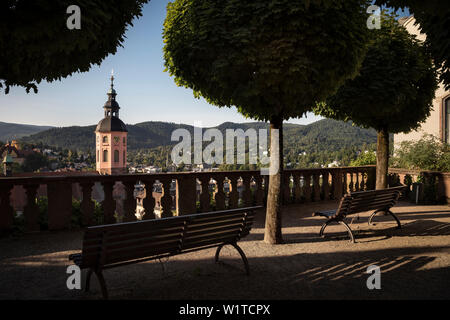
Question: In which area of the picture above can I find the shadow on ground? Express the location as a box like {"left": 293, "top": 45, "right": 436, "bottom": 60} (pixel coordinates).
{"left": 0, "top": 201, "right": 449, "bottom": 300}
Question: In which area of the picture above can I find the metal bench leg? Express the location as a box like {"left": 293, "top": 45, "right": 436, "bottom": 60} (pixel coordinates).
{"left": 319, "top": 220, "right": 333, "bottom": 238}
{"left": 388, "top": 210, "right": 402, "bottom": 229}
{"left": 338, "top": 221, "right": 355, "bottom": 243}
{"left": 215, "top": 243, "right": 250, "bottom": 276}
{"left": 85, "top": 268, "right": 93, "bottom": 292}
{"left": 214, "top": 244, "right": 225, "bottom": 263}
{"left": 94, "top": 270, "right": 108, "bottom": 300}
{"left": 369, "top": 210, "right": 401, "bottom": 229}
{"left": 368, "top": 209, "right": 383, "bottom": 226}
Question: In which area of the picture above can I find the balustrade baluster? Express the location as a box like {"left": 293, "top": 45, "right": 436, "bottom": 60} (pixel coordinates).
{"left": 313, "top": 174, "right": 321, "bottom": 202}
{"left": 176, "top": 177, "right": 197, "bottom": 215}
{"left": 242, "top": 175, "right": 253, "bottom": 207}
{"left": 343, "top": 172, "right": 348, "bottom": 194}
{"left": 293, "top": 174, "right": 302, "bottom": 203}
{"left": 255, "top": 175, "right": 265, "bottom": 206}
{"left": 214, "top": 176, "right": 226, "bottom": 211}
{"left": 123, "top": 181, "right": 136, "bottom": 222}
{"left": 23, "top": 184, "right": 40, "bottom": 232}
{"left": 323, "top": 172, "right": 330, "bottom": 200}
{"left": 355, "top": 171, "right": 360, "bottom": 191}
{"left": 333, "top": 170, "right": 343, "bottom": 199}
{"left": 282, "top": 173, "right": 291, "bottom": 204}
{"left": 229, "top": 176, "right": 239, "bottom": 209}
{"left": 160, "top": 178, "right": 174, "bottom": 218}
{"left": 142, "top": 179, "right": 156, "bottom": 220}
{"left": 80, "top": 182, "right": 95, "bottom": 226}
{"left": 47, "top": 181, "right": 72, "bottom": 230}
{"left": 102, "top": 181, "right": 116, "bottom": 224}
{"left": 348, "top": 172, "right": 354, "bottom": 192}
{"left": 0, "top": 184, "right": 14, "bottom": 230}
{"left": 198, "top": 177, "right": 211, "bottom": 213}
{"left": 304, "top": 174, "right": 312, "bottom": 202}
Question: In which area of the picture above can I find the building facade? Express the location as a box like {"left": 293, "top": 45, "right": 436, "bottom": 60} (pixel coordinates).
{"left": 95, "top": 75, "right": 128, "bottom": 175}
{"left": 394, "top": 16, "right": 450, "bottom": 147}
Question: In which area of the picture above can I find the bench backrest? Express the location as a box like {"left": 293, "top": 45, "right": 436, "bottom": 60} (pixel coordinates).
{"left": 79, "top": 206, "right": 260, "bottom": 269}
{"left": 336, "top": 186, "right": 406, "bottom": 219}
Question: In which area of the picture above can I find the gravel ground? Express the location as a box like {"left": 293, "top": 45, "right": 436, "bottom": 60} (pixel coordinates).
{"left": 0, "top": 201, "right": 449, "bottom": 300}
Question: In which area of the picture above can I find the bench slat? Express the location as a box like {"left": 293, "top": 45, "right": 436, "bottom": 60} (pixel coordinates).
{"left": 104, "top": 244, "right": 182, "bottom": 265}
{"left": 182, "top": 235, "right": 244, "bottom": 251}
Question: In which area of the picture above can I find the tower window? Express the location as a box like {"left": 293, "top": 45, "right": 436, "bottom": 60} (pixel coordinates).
{"left": 103, "top": 136, "right": 108, "bottom": 143}
{"left": 97, "top": 150, "right": 99, "bottom": 163}
{"left": 114, "top": 150, "right": 119, "bottom": 163}
{"left": 103, "top": 150, "right": 108, "bottom": 162}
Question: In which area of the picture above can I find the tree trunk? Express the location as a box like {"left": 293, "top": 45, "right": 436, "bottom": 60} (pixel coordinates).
{"left": 264, "top": 115, "right": 283, "bottom": 244}
{"left": 376, "top": 127, "right": 389, "bottom": 190}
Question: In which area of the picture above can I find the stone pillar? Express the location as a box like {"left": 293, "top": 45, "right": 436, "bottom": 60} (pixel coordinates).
{"left": 176, "top": 176, "right": 197, "bottom": 215}
{"left": 23, "top": 184, "right": 40, "bottom": 232}
{"left": 47, "top": 181, "right": 72, "bottom": 230}
{"left": 0, "top": 183, "right": 14, "bottom": 230}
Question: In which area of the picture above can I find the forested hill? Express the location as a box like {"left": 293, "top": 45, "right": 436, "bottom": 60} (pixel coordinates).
{"left": 19, "top": 119, "right": 378, "bottom": 153}
{"left": 0, "top": 121, "right": 53, "bottom": 141}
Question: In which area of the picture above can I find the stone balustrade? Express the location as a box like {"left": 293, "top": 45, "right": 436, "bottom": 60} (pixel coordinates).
{"left": 0, "top": 166, "right": 376, "bottom": 232}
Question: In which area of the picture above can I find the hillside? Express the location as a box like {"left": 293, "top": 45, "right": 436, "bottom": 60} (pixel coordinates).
{"left": 0, "top": 121, "right": 53, "bottom": 142}
{"left": 19, "top": 119, "right": 377, "bottom": 154}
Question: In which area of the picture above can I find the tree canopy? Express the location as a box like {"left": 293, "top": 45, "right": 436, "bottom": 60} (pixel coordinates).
{"left": 0, "top": 0, "right": 149, "bottom": 93}
{"left": 163, "top": 0, "right": 371, "bottom": 243}
{"left": 376, "top": 0, "right": 450, "bottom": 90}
{"left": 314, "top": 13, "right": 438, "bottom": 189}
{"left": 314, "top": 14, "right": 438, "bottom": 134}
{"left": 163, "top": 0, "right": 371, "bottom": 121}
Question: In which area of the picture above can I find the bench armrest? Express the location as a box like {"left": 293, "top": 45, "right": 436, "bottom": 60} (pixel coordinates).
{"left": 312, "top": 210, "right": 337, "bottom": 218}
{"left": 68, "top": 253, "right": 82, "bottom": 263}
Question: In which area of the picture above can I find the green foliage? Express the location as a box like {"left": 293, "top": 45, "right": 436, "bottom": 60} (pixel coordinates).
{"left": 22, "top": 152, "right": 49, "bottom": 172}
{"left": 37, "top": 196, "right": 48, "bottom": 230}
{"left": 314, "top": 12, "right": 438, "bottom": 134}
{"left": 13, "top": 197, "right": 105, "bottom": 232}
{"left": 163, "top": 0, "right": 370, "bottom": 121}
{"left": 0, "top": 0, "right": 149, "bottom": 93}
{"left": 375, "top": 0, "right": 450, "bottom": 90}
{"left": 392, "top": 134, "right": 450, "bottom": 172}
{"left": 350, "top": 150, "right": 377, "bottom": 166}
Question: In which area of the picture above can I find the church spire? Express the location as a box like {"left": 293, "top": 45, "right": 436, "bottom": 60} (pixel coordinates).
{"left": 104, "top": 71, "right": 120, "bottom": 118}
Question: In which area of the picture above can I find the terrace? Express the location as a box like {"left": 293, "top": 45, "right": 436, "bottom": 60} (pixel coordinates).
{"left": 0, "top": 166, "right": 449, "bottom": 299}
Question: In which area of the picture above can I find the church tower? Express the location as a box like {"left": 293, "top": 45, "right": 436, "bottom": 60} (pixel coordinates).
{"left": 95, "top": 73, "right": 128, "bottom": 175}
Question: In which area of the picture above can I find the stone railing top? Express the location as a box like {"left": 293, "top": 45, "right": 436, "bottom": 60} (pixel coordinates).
{"left": 0, "top": 166, "right": 377, "bottom": 185}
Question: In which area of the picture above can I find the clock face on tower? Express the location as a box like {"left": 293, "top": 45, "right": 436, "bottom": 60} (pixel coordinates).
{"left": 113, "top": 136, "right": 120, "bottom": 145}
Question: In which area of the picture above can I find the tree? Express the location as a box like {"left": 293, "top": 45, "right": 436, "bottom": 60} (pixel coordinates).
{"left": 393, "top": 134, "right": 450, "bottom": 172}
{"left": 375, "top": 0, "right": 450, "bottom": 90}
{"left": 314, "top": 13, "right": 438, "bottom": 189}
{"left": 0, "top": 0, "right": 149, "bottom": 93}
{"left": 23, "top": 152, "right": 49, "bottom": 172}
{"left": 163, "top": 0, "right": 370, "bottom": 243}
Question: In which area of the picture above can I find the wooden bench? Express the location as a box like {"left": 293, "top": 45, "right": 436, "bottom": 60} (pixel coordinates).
{"left": 312, "top": 186, "right": 406, "bottom": 243}
{"left": 69, "top": 206, "right": 262, "bottom": 299}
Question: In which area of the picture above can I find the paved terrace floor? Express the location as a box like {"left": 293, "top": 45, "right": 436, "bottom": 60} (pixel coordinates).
{"left": 0, "top": 201, "right": 449, "bottom": 300}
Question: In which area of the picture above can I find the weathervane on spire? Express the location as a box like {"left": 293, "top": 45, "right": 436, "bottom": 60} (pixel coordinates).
{"left": 110, "top": 69, "right": 115, "bottom": 89}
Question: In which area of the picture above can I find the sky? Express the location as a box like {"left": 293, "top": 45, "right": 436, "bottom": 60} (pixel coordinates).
{"left": 0, "top": 1, "right": 409, "bottom": 128}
